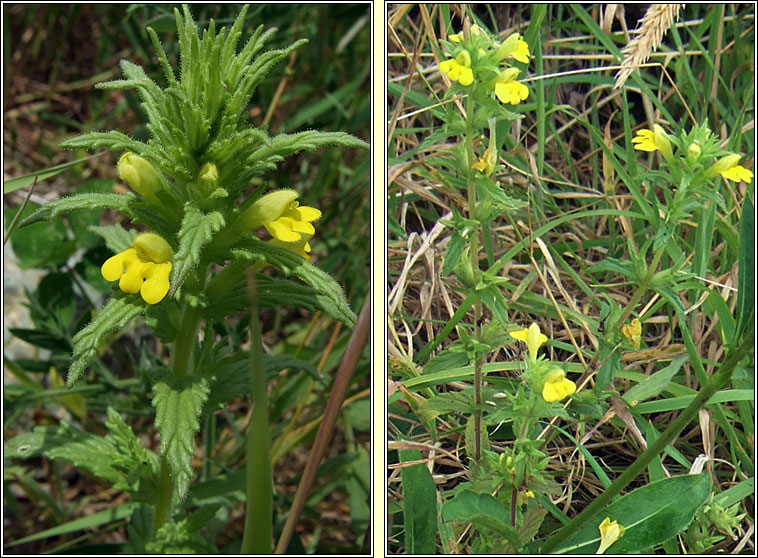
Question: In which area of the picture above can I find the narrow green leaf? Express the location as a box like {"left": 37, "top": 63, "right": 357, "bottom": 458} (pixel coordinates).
{"left": 622, "top": 356, "right": 687, "bottom": 405}
{"left": 152, "top": 371, "right": 210, "bottom": 501}
{"left": 3, "top": 155, "right": 102, "bottom": 194}
{"left": 68, "top": 295, "right": 147, "bottom": 387}
{"left": 734, "top": 196, "right": 754, "bottom": 340}
{"left": 554, "top": 473, "right": 711, "bottom": 554}
{"left": 59, "top": 130, "right": 148, "bottom": 154}
{"left": 9, "top": 503, "right": 138, "bottom": 546}
{"left": 18, "top": 193, "right": 136, "bottom": 228}
{"left": 169, "top": 203, "right": 225, "bottom": 296}
{"left": 248, "top": 130, "right": 368, "bottom": 171}
{"left": 231, "top": 240, "right": 356, "bottom": 327}
{"left": 399, "top": 449, "right": 438, "bottom": 554}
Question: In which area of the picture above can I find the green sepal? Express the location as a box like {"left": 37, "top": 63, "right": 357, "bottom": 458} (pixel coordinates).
{"left": 68, "top": 294, "right": 148, "bottom": 388}
{"left": 18, "top": 193, "right": 137, "bottom": 228}
{"left": 151, "top": 369, "right": 210, "bottom": 502}
{"left": 169, "top": 203, "right": 225, "bottom": 297}
{"left": 248, "top": 130, "right": 368, "bottom": 172}
{"left": 230, "top": 240, "right": 356, "bottom": 327}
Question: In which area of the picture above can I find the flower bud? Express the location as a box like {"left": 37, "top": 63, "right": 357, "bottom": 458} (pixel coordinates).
{"left": 198, "top": 161, "right": 219, "bottom": 195}
{"left": 240, "top": 190, "right": 299, "bottom": 229}
{"left": 456, "top": 49, "right": 472, "bottom": 69}
{"left": 687, "top": 141, "right": 702, "bottom": 165}
{"left": 117, "top": 152, "right": 163, "bottom": 204}
{"left": 133, "top": 232, "right": 174, "bottom": 264}
{"left": 652, "top": 125, "right": 674, "bottom": 164}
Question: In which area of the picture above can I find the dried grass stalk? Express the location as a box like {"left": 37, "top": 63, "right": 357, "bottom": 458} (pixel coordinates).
{"left": 614, "top": 4, "right": 684, "bottom": 89}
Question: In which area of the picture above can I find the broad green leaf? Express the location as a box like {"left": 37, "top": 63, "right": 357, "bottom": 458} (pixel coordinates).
{"left": 622, "top": 356, "right": 687, "bottom": 405}
{"left": 5, "top": 422, "right": 127, "bottom": 490}
{"left": 18, "top": 193, "right": 137, "bottom": 228}
{"left": 6, "top": 204, "right": 76, "bottom": 268}
{"left": 399, "top": 449, "right": 438, "bottom": 554}
{"left": 68, "top": 295, "right": 147, "bottom": 387}
{"left": 553, "top": 473, "right": 711, "bottom": 554}
{"left": 443, "top": 490, "right": 522, "bottom": 550}
{"left": 734, "top": 196, "right": 754, "bottom": 340}
{"left": 3, "top": 154, "right": 102, "bottom": 194}
{"left": 169, "top": 203, "right": 225, "bottom": 296}
{"left": 105, "top": 406, "right": 160, "bottom": 477}
{"left": 152, "top": 371, "right": 210, "bottom": 501}
{"left": 231, "top": 240, "right": 356, "bottom": 327}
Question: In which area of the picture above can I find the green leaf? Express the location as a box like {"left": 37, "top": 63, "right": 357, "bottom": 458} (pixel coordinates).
{"left": 68, "top": 295, "right": 147, "bottom": 387}
{"left": 231, "top": 240, "right": 356, "bottom": 327}
{"left": 152, "top": 371, "right": 210, "bottom": 501}
{"left": 5, "top": 423, "right": 122, "bottom": 486}
{"left": 105, "top": 406, "right": 160, "bottom": 478}
{"left": 248, "top": 130, "right": 368, "bottom": 171}
{"left": 18, "top": 193, "right": 137, "bottom": 228}
{"left": 554, "top": 473, "right": 711, "bottom": 554}
{"left": 6, "top": 204, "right": 76, "bottom": 268}
{"left": 90, "top": 224, "right": 138, "bottom": 253}
{"left": 443, "top": 490, "right": 522, "bottom": 550}
{"left": 59, "top": 130, "right": 149, "bottom": 155}
{"left": 734, "top": 196, "right": 754, "bottom": 340}
{"left": 3, "top": 154, "right": 102, "bottom": 194}
{"left": 622, "top": 356, "right": 687, "bottom": 405}
{"left": 169, "top": 203, "right": 225, "bottom": 296}
{"left": 8, "top": 503, "right": 139, "bottom": 546}
{"left": 399, "top": 449, "right": 438, "bottom": 554}
{"left": 145, "top": 504, "right": 219, "bottom": 554}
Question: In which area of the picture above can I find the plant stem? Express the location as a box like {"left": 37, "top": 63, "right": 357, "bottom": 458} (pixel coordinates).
{"left": 613, "top": 243, "right": 665, "bottom": 331}
{"left": 241, "top": 270, "right": 273, "bottom": 554}
{"left": 153, "top": 455, "right": 173, "bottom": 536}
{"left": 539, "top": 328, "right": 753, "bottom": 553}
{"left": 465, "top": 90, "right": 483, "bottom": 461}
{"left": 152, "top": 301, "right": 203, "bottom": 535}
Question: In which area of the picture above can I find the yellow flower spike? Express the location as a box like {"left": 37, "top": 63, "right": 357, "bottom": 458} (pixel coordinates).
{"left": 542, "top": 369, "right": 576, "bottom": 403}
{"left": 596, "top": 517, "right": 625, "bottom": 554}
{"left": 495, "top": 33, "right": 530, "bottom": 64}
{"left": 705, "top": 153, "right": 754, "bottom": 183}
{"left": 101, "top": 232, "right": 173, "bottom": 305}
{"left": 439, "top": 49, "right": 474, "bottom": 86}
{"left": 620, "top": 318, "right": 642, "bottom": 349}
{"left": 117, "top": 152, "right": 163, "bottom": 204}
{"left": 494, "top": 67, "right": 529, "bottom": 105}
{"left": 510, "top": 322, "right": 547, "bottom": 361}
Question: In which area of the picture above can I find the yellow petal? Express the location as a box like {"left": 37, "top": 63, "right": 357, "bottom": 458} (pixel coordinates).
{"left": 141, "top": 262, "right": 172, "bottom": 304}
{"left": 119, "top": 258, "right": 150, "bottom": 294}
{"left": 266, "top": 218, "right": 301, "bottom": 242}
{"left": 458, "top": 67, "right": 474, "bottom": 86}
{"left": 632, "top": 129, "right": 658, "bottom": 152}
{"left": 296, "top": 205, "right": 322, "bottom": 222}
{"left": 597, "top": 517, "right": 625, "bottom": 554}
{"left": 133, "top": 232, "right": 173, "bottom": 264}
{"left": 721, "top": 164, "right": 753, "bottom": 183}
{"left": 101, "top": 249, "right": 133, "bottom": 282}
{"left": 621, "top": 318, "right": 642, "bottom": 349}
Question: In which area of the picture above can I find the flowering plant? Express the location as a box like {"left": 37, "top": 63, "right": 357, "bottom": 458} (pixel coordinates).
{"left": 9, "top": 5, "right": 367, "bottom": 553}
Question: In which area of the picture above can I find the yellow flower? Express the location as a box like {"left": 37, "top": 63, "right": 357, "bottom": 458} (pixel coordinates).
{"left": 241, "top": 189, "right": 321, "bottom": 244}
{"left": 472, "top": 142, "right": 498, "bottom": 176}
{"left": 596, "top": 517, "right": 625, "bottom": 554}
{"left": 516, "top": 490, "right": 535, "bottom": 506}
{"left": 101, "top": 232, "right": 173, "bottom": 304}
{"left": 270, "top": 232, "right": 313, "bottom": 262}
{"left": 494, "top": 68, "right": 528, "bottom": 105}
{"left": 117, "top": 152, "right": 163, "bottom": 204}
{"left": 449, "top": 24, "right": 485, "bottom": 43}
{"left": 495, "top": 33, "right": 530, "bottom": 64}
{"left": 705, "top": 154, "right": 753, "bottom": 183}
{"left": 439, "top": 50, "right": 474, "bottom": 86}
{"left": 620, "top": 318, "right": 642, "bottom": 349}
{"left": 542, "top": 369, "right": 576, "bottom": 402}
{"left": 510, "top": 322, "right": 547, "bottom": 361}
{"left": 632, "top": 125, "right": 674, "bottom": 162}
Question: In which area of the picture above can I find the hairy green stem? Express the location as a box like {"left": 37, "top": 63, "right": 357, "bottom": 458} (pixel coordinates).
{"left": 241, "top": 270, "right": 273, "bottom": 554}
{"left": 153, "top": 455, "right": 173, "bottom": 536}
{"left": 613, "top": 243, "right": 665, "bottom": 331}
{"left": 540, "top": 328, "right": 753, "bottom": 553}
